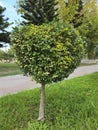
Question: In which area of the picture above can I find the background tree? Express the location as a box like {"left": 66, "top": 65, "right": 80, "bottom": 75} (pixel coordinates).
{"left": 57, "top": 0, "right": 84, "bottom": 28}
{"left": 17, "top": 0, "right": 58, "bottom": 25}
{"left": 0, "top": 48, "right": 14, "bottom": 62}
{"left": 0, "top": 49, "right": 5, "bottom": 61}
{"left": 78, "top": 0, "right": 98, "bottom": 59}
{"left": 57, "top": 0, "right": 77, "bottom": 22}
{"left": 11, "top": 22, "right": 84, "bottom": 121}
{"left": 58, "top": 0, "right": 98, "bottom": 59}
{"left": 70, "top": 0, "right": 84, "bottom": 28}
{"left": 94, "top": 45, "right": 98, "bottom": 58}
{"left": 0, "top": 5, "right": 11, "bottom": 47}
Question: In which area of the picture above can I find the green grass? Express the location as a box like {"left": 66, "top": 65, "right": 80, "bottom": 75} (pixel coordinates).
{"left": 0, "top": 72, "right": 98, "bottom": 130}
{"left": 0, "top": 63, "right": 22, "bottom": 76}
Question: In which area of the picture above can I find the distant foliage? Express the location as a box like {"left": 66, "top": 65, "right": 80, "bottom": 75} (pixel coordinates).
{"left": 0, "top": 50, "right": 5, "bottom": 61}
{"left": 0, "top": 5, "right": 11, "bottom": 45}
{"left": 56, "top": 0, "right": 84, "bottom": 28}
{"left": 11, "top": 22, "right": 84, "bottom": 84}
{"left": 77, "top": 0, "right": 98, "bottom": 59}
{"left": 70, "top": 0, "right": 84, "bottom": 28}
{"left": 0, "top": 49, "right": 14, "bottom": 62}
{"left": 95, "top": 45, "right": 98, "bottom": 58}
{"left": 17, "top": 0, "right": 58, "bottom": 25}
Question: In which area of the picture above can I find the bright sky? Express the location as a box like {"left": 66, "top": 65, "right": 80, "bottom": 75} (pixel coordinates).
{"left": 0, "top": 0, "right": 21, "bottom": 51}
{"left": 0, "top": 0, "right": 98, "bottom": 32}
{"left": 0, "top": 0, "right": 21, "bottom": 31}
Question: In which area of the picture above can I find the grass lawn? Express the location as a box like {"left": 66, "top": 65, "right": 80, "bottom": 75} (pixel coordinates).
{"left": 0, "top": 72, "right": 98, "bottom": 130}
{"left": 0, "top": 63, "right": 22, "bottom": 77}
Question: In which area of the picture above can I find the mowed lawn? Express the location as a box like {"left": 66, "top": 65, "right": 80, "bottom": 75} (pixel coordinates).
{"left": 0, "top": 72, "right": 98, "bottom": 130}
{"left": 0, "top": 63, "right": 22, "bottom": 77}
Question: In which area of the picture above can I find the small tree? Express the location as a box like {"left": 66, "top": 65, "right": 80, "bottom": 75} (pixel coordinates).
{"left": 11, "top": 22, "right": 84, "bottom": 121}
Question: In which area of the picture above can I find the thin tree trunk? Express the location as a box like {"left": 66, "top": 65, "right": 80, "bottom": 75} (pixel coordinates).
{"left": 38, "top": 82, "right": 45, "bottom": 121}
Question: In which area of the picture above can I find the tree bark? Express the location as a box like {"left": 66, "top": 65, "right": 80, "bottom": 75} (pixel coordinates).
{"left": 38, "top": 82, "right": 45, "bottom": 121}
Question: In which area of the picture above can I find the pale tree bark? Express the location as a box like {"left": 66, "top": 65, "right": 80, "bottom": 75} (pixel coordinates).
{"left": 38, "top": 82, "right": 45, "bottom": 121}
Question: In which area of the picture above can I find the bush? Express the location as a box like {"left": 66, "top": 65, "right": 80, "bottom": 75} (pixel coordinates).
{"left": 11, "top": 22, "right": 84, "bottom": 84}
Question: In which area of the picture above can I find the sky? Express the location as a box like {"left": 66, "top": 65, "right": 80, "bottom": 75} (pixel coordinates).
{"left": 0, "top": 0, "right": 98, "bottom": 31}
{"left": 0, "top": 0, "right": 21, "bottom": 51}
{"left": 0, "top": 0, "right": 21, "bottom": 31}
{"left": 0, "top": 0, "right": 98, "bottom": 51}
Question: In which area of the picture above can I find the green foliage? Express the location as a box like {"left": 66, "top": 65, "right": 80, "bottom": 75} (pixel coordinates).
{"left": 0, "top": 6, "right": 10, "bottom": 31}
{"left": 56, "top": 0, "right": 84, "bottom": 28}
{"left": 57, "top": 0, "right": 98, "bottom": 59}
{"left": 17, "top": 0, "right": 58, "bottom": 25}
{"left": 77, "top": 0, "right": 98, "bottom": 59}
{"left": 70, "top": 0, "right": 84, "bottom": 28}
{"left": 0, "top": 5, "right": 10, "bottom": 44}
{"left": 78, "top": 18, "right": 98, "bottom": 59}
{"left": 7, "top": 48, "right": 15, "bottom": 61}
{"left": 0, "top": 72, "right": 98, "bottom": 130}
{"left": 94, "top": 45, "right": 98, "bottom": 57}
{"left": 0, "top": 50, "right": 5, "bottom": 60}
{"left": 0, "top": 50, "right": 9, "bottom": 61}
{"left": 11, "top": 22, "right": 84, "bottom": 84}
{"left": 56, "top": 0, "right": 77, "bottom": 22}
{"left": 0, "top": 48, "right": 14, "bottom": 62}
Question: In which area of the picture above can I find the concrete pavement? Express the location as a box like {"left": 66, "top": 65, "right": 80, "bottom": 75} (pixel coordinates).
{"left": 0, "top": 75, "right": 40, "bottom": 97}
{"left": 0, "top": 65, "right": 98, "bottom": 97}
{"left": 68, "top": 65, "right": 98, "bottom": 79}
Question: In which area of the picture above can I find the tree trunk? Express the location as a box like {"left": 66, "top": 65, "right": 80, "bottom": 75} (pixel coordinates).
{"left": 38, "top": 82, "right": 45, "bottom": 121}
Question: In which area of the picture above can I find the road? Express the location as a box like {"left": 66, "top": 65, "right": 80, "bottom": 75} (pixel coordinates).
{"left": 0, "top": 65, "right": 98, "bottom": 97}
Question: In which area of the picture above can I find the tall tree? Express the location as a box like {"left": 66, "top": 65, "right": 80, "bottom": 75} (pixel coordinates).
{"left": 17, "top": 0, "right": 58, "bottom": 25}
{"left": 0, "top": 6, "right": 10, "bottom": 47}
{"left": 70, "top": 0, "right": 84, "bottom": 28}
{"left": 57, "top": 0, "right": 84, "bottom": 28}
{"left": 57, "top": 0, "right": 77, "bottom": 22}
{"left": 78, "top": 0, "right": 98, "bottom": 59}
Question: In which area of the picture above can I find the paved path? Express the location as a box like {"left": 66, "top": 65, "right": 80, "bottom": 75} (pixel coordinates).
{"left": 68, "top": 65, "right": 98, "bottom": 79}
{"left": 0, "top": 65, "right": 98, "bottom": 97}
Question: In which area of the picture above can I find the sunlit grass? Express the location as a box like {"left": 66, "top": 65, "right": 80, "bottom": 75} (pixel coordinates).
{"left": 0, "top": 72, "right": 98, "bottom": 130}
